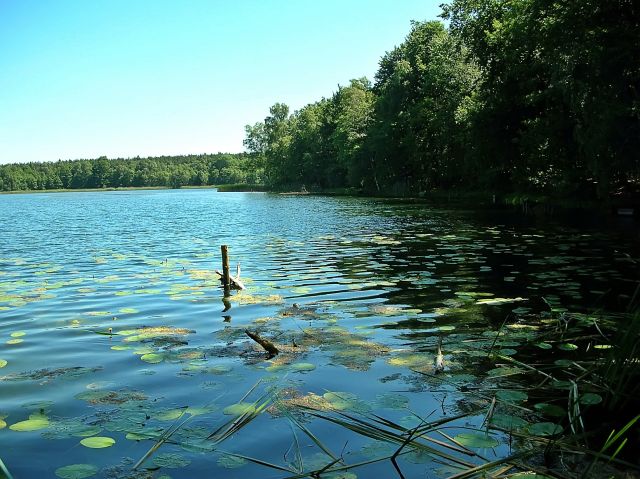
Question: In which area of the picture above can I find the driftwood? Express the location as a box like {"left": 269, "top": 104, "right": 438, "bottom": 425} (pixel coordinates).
{"left": 215, "top": 263, "right": 246, "bottom": 290}
{"left": 245, "top": 329, "right": 279, "bottom": 357}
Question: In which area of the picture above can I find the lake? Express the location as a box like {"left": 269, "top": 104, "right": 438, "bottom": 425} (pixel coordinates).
{"left": 0, "top": 189, "right": 637, "bottom": 478}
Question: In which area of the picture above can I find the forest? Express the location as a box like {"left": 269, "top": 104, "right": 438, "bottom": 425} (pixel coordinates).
{"left": 245, "top": 0, "right": 639, "bottom": 201}
{"left": 1, "top": 0, "right": 638, "bottom": 202}
{"left": 0, "top": 153, "right": 261, "bottom": 191}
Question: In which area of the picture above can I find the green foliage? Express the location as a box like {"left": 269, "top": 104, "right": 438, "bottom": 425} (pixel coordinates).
{"left": 245, "top": 1, "right": 639, "bottom": 200}
{"left": 0, "top": 153, "right": 262, "bottom": 192}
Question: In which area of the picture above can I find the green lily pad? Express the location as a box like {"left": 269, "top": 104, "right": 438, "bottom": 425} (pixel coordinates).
{"left": 80, "top": 436, "right": 115, "bottom": 448}
{"left": 140, "top": 353, "right": 164, "bottom": 364}
{"left": 6, "top": 338, "right": 23, "bottom": 345}
{"left": 10, "top": 415, "right": 50, "bottom": 431}
{"left": 217, "top": 455, "right": 248, "bottom": 469}
{"left": 487, "top": 367, "right": 524, "bottom": 378}
{"left": 557, "top": 343, "right": 578, "bottom": 351}
{"left": 554, "top": 359, "right": 574, "bottom": 367}
{"left": 551, "top": 380, "right": 572, "bottom": 390}
{"left": 534, "top": 403, "right": 566, "bottom": 418}
{"left": 509, "top": 474, "right": 554, "bottom": 479}
{"left": 527, "top": 422, "right": 563, "bottom": 436}
{"left": 208, "top": 364, "right": 233, "bottom": 375}
{"left": 0, "top": 359, "right": 7, "bottom": 368}
{"left": 156, "top": 409, "right": 187, "bottom": 421}
{"left": 375, "top": 393, "right": 409, "bottom": 410}
{"left": 438, "top": 325, "right": 456, "bottom": 331}
{"left": 223, "top": 403, "right": 256, "bottom": 415}
{"left": 454, "top": 432, "right": 499, "bottom": 448}
{"left": 496, "top": 390, "right": 528, "bottom": 403}
{"left": 0, "top": 419, "right": 6, "bottom": 429}
{"left": 151, "top": 453, "right": 191, "bottom": 468}
{"left": 579, "top": 393, "right": 603, "bottom": 405}
{"left": 290, "top": 362, "right": 316, "bottom": 372}
{"left": 489, "top": 414, "right": 528, "bottom": 430}
{"left": 534, "top": 342, "right": 553, "bottom": 350}
{"left": 118, "top": 308, "right": 139, "bottom": 314}
{"left": 10, "top": 331, "right": 26, "bottom": 337}
{"left": 55, "top": 464, "right": 99, "bottom": 479}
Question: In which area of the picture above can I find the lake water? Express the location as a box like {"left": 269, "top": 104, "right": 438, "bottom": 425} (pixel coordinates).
{"left": 0, "top": 190, "right": 637, "bottom": 478}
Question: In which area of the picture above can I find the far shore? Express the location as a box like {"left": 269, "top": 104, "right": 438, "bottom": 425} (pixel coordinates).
{"left": 0, "top": 185, "right": 241, "bottom": 195}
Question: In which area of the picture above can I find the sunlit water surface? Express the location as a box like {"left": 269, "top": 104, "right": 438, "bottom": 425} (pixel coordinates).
{"left": 0, "top": 190, "right": 637, "bottom": 478}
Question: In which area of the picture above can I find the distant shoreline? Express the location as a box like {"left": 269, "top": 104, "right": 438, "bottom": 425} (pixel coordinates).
{"left": 0, "top": 185, "right": 258, "bottom": 195}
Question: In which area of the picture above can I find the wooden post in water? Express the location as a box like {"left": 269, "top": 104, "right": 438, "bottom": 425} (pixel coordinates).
{"left": 221, "top": 245, "right": 231, "bottom": 296}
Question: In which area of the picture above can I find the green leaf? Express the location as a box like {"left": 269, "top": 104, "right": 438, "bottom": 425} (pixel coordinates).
{"left": 0, "top": 359, "right": 7, "bottom": 368}
{"left": 223, "top": 402, "right": 256, "bottom": 415}
{"left": 453, "top": 432, "right": 499, "bottom": 448}
{"left": 217, "top": 456, "right": 248, "bottom": 469}
{"left": 579, "top": 393, "right": 603, "bottom": 405}
{"left": 534, "top": 342, "right": 552, "bottom": 350}
{"left": 487, "top": 367, "right": 524, "bottom": 378}
{"left": 140, "top": 353, "right": 164, "bottom": 364}
{"left": 10, "top": 417, "right": 50, "bottom": 431}
{"left": 557, "top": 343, "right": 578, "bottom": 351}
{"left": 496, "top": 390, "right": 528, "bottom": 403}
{"left": 290, "top": 362, "right": 316, "bottom": 372}
{"left": 155, "top": 409, "right": 187, "bottom": 421}
{"left": 534, "top": 403, "right": 565, "bottom": 418}
{"left": 151, "top": 453, "right": 191, "bottom": 468}
{"left": 80, "top": 436, "right": 115, "bottom": 448}
{"left": 554, "top": 359, "right": 573, "bottom": 367}
{"left": 55, "top": 464, "right": 99, "bottom": 479}
{"left": 527, "top": 422, "right": 563, "bottom": 436}
{"left": 490, "top": 413, "right": 528, "bottom": 430}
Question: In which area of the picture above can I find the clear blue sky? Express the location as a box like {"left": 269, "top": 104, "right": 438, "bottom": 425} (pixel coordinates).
{"left": 0, "top": 0, "right": 442, "bottom": 164}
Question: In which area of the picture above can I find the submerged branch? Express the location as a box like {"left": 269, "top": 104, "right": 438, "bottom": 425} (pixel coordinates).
{"left": 245, "top": 329, "right": 279, "bottom": 357}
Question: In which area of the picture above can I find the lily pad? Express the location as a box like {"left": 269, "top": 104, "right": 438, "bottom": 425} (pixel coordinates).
{"left": 156, "top": 408, "right": 188, "bottom": 421}
{"left": 10, "top": 331, "right": 26, "bottom": 337}
{"left": 55, "top": 464, "right": 99, "bottom": 479}
{"left": 557, "top": 343, "right": 578, "bottom": 351}
{"left": 534, "top": 403, "right": 566, "bottom": 418}
{"left": 223, "top": 403, "right": 256, "bottom": 416}
{"left": 527, "top": 422, "right": 563, "bottom": 436}
{"left": 579, "top": 393, "right": 603, "bottom": 405}
{"left": 496, "top": 390, "right": 528, "bottom": 403}
{"left": 509, "top": 474, "right": 554, "bottom": 479}
{"left": 0, "top": 359, "right": 7, "bottom": 368}
{"left": 375, "top": 393, "right": 409, "bottom": 410}
{"left": 208, "top": 364, "right": 233, "bottom": 375}
{"left": 217, "top": 455, "right": 248, "bottom": 469}
{"left": 490, "top": 414, "right": 528, "bottom": 430}
{"left": 290, "top": 362, "right": 316, "bottom": 372}
{"left": 119, "top": 308, "right": 139, "bottom": 314}
{"left": 10, "top": 415, "right": 50, "bottom": 432}
{"left": 140, "top": 353, "right": 164, "bottom": 364}
{"left": 486, "top": 367, "right": 524, "bottom": 378}
{"left": 6, "top": 338, "right": 23, "bottom": 345}
{"left": 454, "top": 432, "right": 499, "bottom": 448}
{"left": 80, "top": 436, "right": 115, "bottom": 448}
{"left": 151, "top": 453, "right": 191, "bottom": 468}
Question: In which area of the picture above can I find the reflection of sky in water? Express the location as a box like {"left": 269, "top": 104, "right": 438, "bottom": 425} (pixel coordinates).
{"left": 0, "top": 190, "right": 637, "bottom": 477}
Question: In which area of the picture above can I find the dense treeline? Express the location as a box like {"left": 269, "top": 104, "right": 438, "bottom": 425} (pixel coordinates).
{"left": 245, "top": 0, "right": 640, "bottom": 200}
{"left": 0, "top": 153, "right": 263, "bottom": 192}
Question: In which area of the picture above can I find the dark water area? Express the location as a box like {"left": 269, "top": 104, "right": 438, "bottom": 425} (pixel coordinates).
{"left": 0, "top": 190, "right": 638, "bottom": 478}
